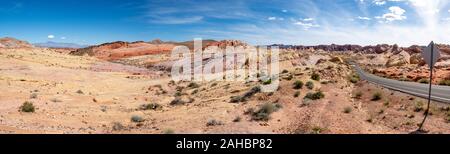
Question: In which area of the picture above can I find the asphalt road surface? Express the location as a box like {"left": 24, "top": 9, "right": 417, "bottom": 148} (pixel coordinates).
{"left": 352, "top": 63, "right": 450, "bottom": 103}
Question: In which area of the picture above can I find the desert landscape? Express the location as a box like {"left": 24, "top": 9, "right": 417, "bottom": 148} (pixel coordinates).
{"left": 0, "top": 37, "right": 448, "bottom": 134}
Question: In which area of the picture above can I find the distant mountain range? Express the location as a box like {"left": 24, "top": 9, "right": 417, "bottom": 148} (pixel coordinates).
{"left": 33, "top": 41, "right": 89, "bottom": 49}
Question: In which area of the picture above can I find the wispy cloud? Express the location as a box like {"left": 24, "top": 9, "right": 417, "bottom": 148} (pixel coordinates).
{"left": 140, "top": 0, "right": 450, "bottom": 46}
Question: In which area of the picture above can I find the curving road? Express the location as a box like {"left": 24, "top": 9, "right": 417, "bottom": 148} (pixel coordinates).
{"left": 351, "top": 63, "right": 450, "bottom": 103}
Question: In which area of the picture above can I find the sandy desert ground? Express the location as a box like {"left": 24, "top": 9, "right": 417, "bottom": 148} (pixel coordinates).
{"left": 0, "top": 38, "right": 449, "bottom": 134}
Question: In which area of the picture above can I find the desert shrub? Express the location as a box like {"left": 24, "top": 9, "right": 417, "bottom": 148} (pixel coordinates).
{"left": 131, "top": 115, "right": 144, "bottom": 123}
{"left": 343, "top": 107, "right": 352, "bottom": 113}
{"left": 282, "top": 70, "right": 289, "bottom": 74}
{"left": 349, "top": 74, "right": 360, "bottom": 83}
{"left": 206, "top": 119, "right": 223, "bottom": 126}
{"left": 262, "top": 79, "right": 272, "bottom": 85}
{"left": 418, "top": 78, "right": 429, "bottom": 84}
{"left": 446, "top": 111, "right": 450, "bottom": 122}
{"left": 306, "top": 81, "right": 314, "bottom": 90}
{"left": 233, "top": 116, "right": 241, "bottom": 122}
{"left": 170, "top": 97, "right": 186, "bottom": 105}
{"left": 354, "top": 91, "right": 362, "bottom": 99}
{"left": 293, "top": 80, "right": 304, "bottom": 89}
{"left": 371, "top": 92, "right": 382, "bottom": 101}
{"left": 51, "top": 98, "right": 62, "bottom": 103}
{"left": 414, "top": 101, "right": 424, "bottom": 112}
{"left": 76, "top": 90, "right": 84, "bottom": 94}
{"left": 438, "top": 80, "right": 450, "bottom": 86}
{"left": 311, "top": 126, "right": 326, "bottom": 134}
{"left": 30, "top": 93, "right": 38, "bottom": 99}
{"left": 383, "top": 101, "right": 390, "bottom": 106}
{"left": 211, "top": 82, "right": 218, "bottom": 87}
{"left": 251, "top": 103, "right": 282, "bottom": 121}
{"left": 311, "top": 72, "right": 320, "bottom": 81}
{"left": 163, "top": 129, "right": 175, "bottom": 134}
{"left": 20, "top": 101, "right": 35, "bottom": 113}
{"left": 112, "top": 122, "right": 125, "bottom": 131}
{"left": 304, "top": 91, "right": 325, "bottom": 100}
{"left": 174, "top": 91, "right": 182, "bottom": 97}
{"left": 349, "top": 77, "right": 359, "bottom": 83}
{"left": 294, "top": 91, "right": 301, "bottom": 97}
{"left": 187, "top": 82, "right": 200, "bottom": 88}
{"left": 230, "top": 86, "right": 261, "bottom": 103}
{"left": 230, "top": 96, "right": 243, "bottom": 103}
{"left": 139, "top": 103, "right": 163, "bottom": 111}
{"left": 244, "top": 108, "right": 255, "bottom": 115}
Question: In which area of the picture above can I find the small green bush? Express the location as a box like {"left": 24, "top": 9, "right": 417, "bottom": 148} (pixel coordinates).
{"left": 304, "top": 91, "right": 325, "bottom": 100}
{"left": 187, "top": 82, "right": 200, "bottom": 88}
{"left": 354, "top": 91, "right": 362, "bottom": 99}
{"left": 306, "top": 81, "right": 314, "bottom": 90}
{"left": 206, "top": 119, "right": 223, "bottom": 126}
{"left": 251, "top": 103, "right": 282, "bottom": 121}
{"left": 20, "top": 101, "right": 35, "bottom": 113}
{"left": 414, "top": 101, "right": 424, "bottom": 112}
{"left": 311, "top": 72, "right": 320, "bottom": 81}
{"left": 293, "top": 80, "right": 304, "bottom": 89}
{"left": 418, "top": 78, "right": 429, "bottom": 84}
{"left": 139, "top": 103, "right": 163, "bottom": 111}
{"left": 343, "top": 107, "right": 352, "bottom": 113}
{"left": 438, "top": 80, "right": 450, "bottom": 86}
{"left": 262, "top": 79, "right": 272, "bottom": 85}
{"left": 294, "top": 91, "right": 300, "bottom": 97}
{"left": 131, "top": 115, "right": 144, "bottom": 123}
{"left": 371, "top": 92, "right": 382, "bottom": 101}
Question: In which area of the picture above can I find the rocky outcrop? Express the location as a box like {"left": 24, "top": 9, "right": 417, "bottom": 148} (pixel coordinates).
{"left": 70, "top": 41, "right": 176, "bottom": 60}
{"left": 206, "top": 40, "right": 248, "bottom": 49}
{"left": 0, "top": 37, "right": 33, "bottom": 48}
{"left": 386, "top": 51, "right": 410, "bottom": 67}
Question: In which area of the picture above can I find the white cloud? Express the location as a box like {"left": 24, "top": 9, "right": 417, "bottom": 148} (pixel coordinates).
{"left": 60, "top": 37, "right": 66, "bottom": 40}
{"left": 302, "top": 18, "right": 314, "bottom": 21}
{"left": 357, "top": 16, "right": 371, "bottom": 20}
{"left": 375, "top": 6, "right": 406, "bottom": 22}
{"left": 47, "top": 35, "right": 55, "bottom": 39}
{"left": 268, "top": 17, "right": 277, "bottom": 20}
{"left": 294, "top": 21, "right": 320, "bottom": 30}
{"left": 373, "top": 0, "right": 386, "bottom": 5}
{"left": 282, "top": 9, "right": 288, "bottom": 13}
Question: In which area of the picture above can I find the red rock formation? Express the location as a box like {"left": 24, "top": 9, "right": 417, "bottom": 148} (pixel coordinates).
{"left": 0, "top": 37, "right": 33, "bottom": 48}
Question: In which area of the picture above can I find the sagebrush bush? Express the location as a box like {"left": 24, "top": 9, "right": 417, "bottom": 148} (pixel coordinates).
{"left": 293, "top": 80, "right": 303, "bottom": 89}
{"left": 439, "top": 80, "right": 450, "bottom": 86}
{"left": 251, "top": 103, "right": 282, "bottom": 121}
{"left": 343, "top": 107, "right": 352, "bottom": 113}
{"left": 206, "top": 119, "right": 223, "bottom": 126}
{"left": 304, "top": 91, "right": 325, "bottom": 100}
{"left": 294, "top": 91, "right": 300, "bottom": 97}
{"left": 418, "top": 78, "right": 429, "bottom": 84}
{"left": 20, "top": 101, "right": 35, "bottom": 113}
{"left": 414, "top": 101, "right": 424, "bottom": 112}
{"left": 354, "top": 91, "right": 362, "bottom": 99}
{"left": 187, "top": 82, "right": 200, "bottom": 88}
{"left": 131, "top": 115, "right": 144, "bottom": 123}
{"left": 306, "top": 81, "right": 314, "bottom": 90}
{"left": 371, "top": 92, "right": 382, "bottom": 101}
{"left": 139, "top": 103, "right": 162, "bottom": 111}
{"left": 311, "top": 72, "right": 320, "bottom": 81}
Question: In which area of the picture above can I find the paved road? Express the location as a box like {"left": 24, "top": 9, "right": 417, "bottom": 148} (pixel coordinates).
{"left": 352, "top": 63, "right": 450, "bottom": 103}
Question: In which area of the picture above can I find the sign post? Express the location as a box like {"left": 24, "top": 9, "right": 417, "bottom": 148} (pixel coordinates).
{"left": 417, "top": 41, "right": 441, "bottom": 132}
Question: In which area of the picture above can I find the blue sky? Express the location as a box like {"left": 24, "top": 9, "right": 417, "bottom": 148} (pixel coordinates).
{"left": 1, "top": 0, "right": 450, "bottom": 46}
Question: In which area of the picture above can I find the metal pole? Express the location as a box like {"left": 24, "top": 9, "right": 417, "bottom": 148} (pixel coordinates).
{"left": 417, "top": 42, "right": 434, "bottom": 131}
